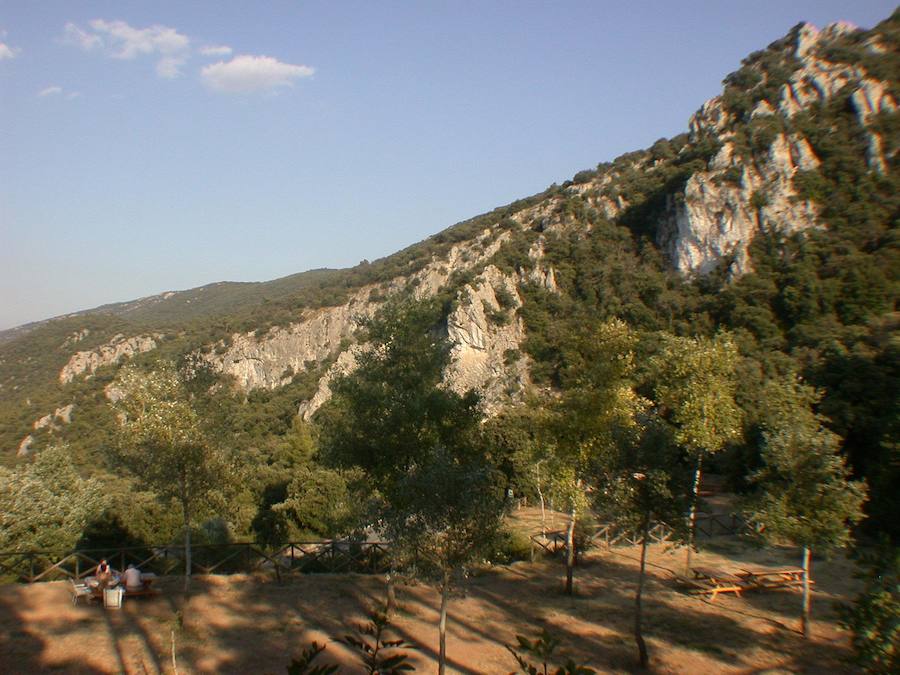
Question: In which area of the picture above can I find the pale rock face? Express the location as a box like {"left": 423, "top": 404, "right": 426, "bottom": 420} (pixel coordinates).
{"left": 55, "top": 404, "right": 74, "bottom": 424}
{"left": 661, "top": 131, "right": 821, "bottom": 274}
{"left": 104, "top": 383, "right": 124, "bottom": 403}
{"left": 523, "top": 240, "right": 559, "bottom": 292}
{"left": 297, "top": 266, "right": 529, "bottom": 419}
{"left": 297, "top": 349, "right": 359, "bottom": 421}
{"left": 205, "top": 294, "right": 372, "bottom": 390}
{"left": 17, "top": 435, "right": 34, "bottom": 457}
{"left": 661, "top": 20, "right": 894, "bottom": 275}
{"left": 59, "top": 334, "right": 160, "bottom": 383}
{"left": 62, "top": 329, "right": 90, "bottom": 348}
{"left": 204, "top": 230, "right": 507, "bottom": 393}
{"left": 34, "top": 414, "right": 53, "bottom": 431}
{"left": 445, "top": 266, "right": 529, "bottom": 413}
{"left": 31, "top": 403, "right": 75, "bottom": 432}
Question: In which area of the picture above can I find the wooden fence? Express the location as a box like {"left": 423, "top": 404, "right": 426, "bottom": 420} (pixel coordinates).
{"left": 0, "top": 540, "right": 392, "bottom": 584}
{"left": 529, "top": 512, "right": 750, "bottom": 560}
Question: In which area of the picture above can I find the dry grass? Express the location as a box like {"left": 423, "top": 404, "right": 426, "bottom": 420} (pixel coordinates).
{"left": 0, "top": 509, "right": 860, "bottom": 674}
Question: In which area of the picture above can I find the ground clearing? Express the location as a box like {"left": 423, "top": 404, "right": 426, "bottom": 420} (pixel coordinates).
{"left": 0, "top": 511, "right": 859, "bottom": 673}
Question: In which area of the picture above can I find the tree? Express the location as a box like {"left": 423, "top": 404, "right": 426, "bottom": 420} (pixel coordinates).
{"left": 111, "top": 361, "right": 232, "bottom": 592}
{"left": 651, "top": 331, "right": 743, "bottom": 573}
{"left": 321, "top": 297, "right": 481, "bottom": 489}
{"left": 321, "top": 297, "right": 503, "bottom": 674}
{"left": 594, "top": 421, "right": 691, "bottom": 669}
{"left": 553, "top": 319, "right": 649, "bottom": 595}
{"left": 0, "top": 444, "right": 106, "bottom": 553}
{"left": 387, "top": 449, "right": 505, "bottom": 675}
{"left": 838, "top": 538, "right": 899, "bottom": 673}
{"left": 746, "top": 375, "right": 867, "bottom": 638}
{"left": 274, "top": 465, "right": 373, "bottom": 538}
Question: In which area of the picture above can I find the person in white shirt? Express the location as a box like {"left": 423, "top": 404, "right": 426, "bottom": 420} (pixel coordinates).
{"left": 123, "top": 564, "right": 143, "bottom": 591}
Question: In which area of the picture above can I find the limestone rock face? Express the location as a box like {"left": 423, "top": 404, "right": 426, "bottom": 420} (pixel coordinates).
{"left": 204, "top": 231, "right": 508, "bottom": 396}
{"left": 445, "top": 266, "right": 529, "bottom": 414}
{"left": 296, "top": 265, "right": 530, "bottom": 419}
{"left": 17, "top": 435, "right": 33, "bottom": 457}
{"left": 60, "top": 334, "right": 160, "bottom": 383}
{"left": 660, "top": 21, "right": 896, "bottom": 275}
{"left": 204, "top": 294, "right": 373, "bottom": 390}
{"left": 297, "top": 349, "right": 359, "bottom": 421}
{"left": 32, "top": 405, "right": 74, "bottom": 431}
{"left": 659, "top": 130, "right": 822, "bottom": 274}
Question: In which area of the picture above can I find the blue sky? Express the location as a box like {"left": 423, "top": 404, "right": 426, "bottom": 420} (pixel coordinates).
{"left": 0, "top": 1, "right": 895, "bottom": 330}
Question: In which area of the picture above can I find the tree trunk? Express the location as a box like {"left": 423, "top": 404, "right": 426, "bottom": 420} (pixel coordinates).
{"left": 385, "top": 570, "right": 396, "bottom": 615}
{"left": 181, "top": 482, "right": 192, "bottom": 595}
{"left": 438, "top": 568, "right": 450, "bottom": 675}
{"left": 535, "top": 464, "right": 546, "bottom": 538}
{"left": 685, "top": 456, "right": 704, "bottom": 576}
{"left": 801, "top": 546, "right": 812, "bottom": 639}
{"left": 565, "top": 505, "right": 577, "bottom": 596}
{"left": 635, "top": 520, "right": 650, "bottom": 669}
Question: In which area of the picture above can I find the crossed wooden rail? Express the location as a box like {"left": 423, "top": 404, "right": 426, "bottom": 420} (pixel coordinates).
{"left": 528, "top": 513, "right": 751, "bottom": 561}
{"left": 0, "top": 540, "right": 393, "bottom": 584}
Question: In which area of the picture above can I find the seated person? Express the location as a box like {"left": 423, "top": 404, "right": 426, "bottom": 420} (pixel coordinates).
{"left": 95, "top": 559, "right": 115, "bottom": 588}
{"left": 123, "top": 564, "right": 143, "bottom": 591}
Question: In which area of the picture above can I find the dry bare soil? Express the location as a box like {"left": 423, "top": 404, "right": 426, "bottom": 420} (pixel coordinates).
{"left": 0, "top": 510, "right": 860, "bottom": 674}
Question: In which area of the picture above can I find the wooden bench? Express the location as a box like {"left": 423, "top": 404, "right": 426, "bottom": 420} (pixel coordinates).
{"left": 738, "top": 568, "right": 812, "bottom": 591}
{"left": 688, "top": 567, "right": 751, "bottom": 601}
{"left": 674, "top": 573, "right": 746, "bottom": 601}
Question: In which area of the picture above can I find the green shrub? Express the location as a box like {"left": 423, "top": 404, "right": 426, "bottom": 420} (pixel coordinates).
{"left": 490, "top": 527, "right": 533, "bottom": 564}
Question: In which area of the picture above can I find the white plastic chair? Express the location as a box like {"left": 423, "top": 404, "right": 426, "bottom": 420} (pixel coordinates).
{"left": 71, "top": 579, "right": 93, "bottom": 606}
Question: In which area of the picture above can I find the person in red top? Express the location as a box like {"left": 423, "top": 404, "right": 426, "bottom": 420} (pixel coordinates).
{"left": 95, "top": 559, "right": 114, "bottom": 588}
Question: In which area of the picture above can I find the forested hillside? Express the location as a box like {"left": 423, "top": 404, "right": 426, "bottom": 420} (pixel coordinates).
{"left": 0, "top": 9, "right": 897, "bottom": 552}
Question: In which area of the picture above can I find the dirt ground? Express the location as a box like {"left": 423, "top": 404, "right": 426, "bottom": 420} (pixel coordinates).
{"left": 0, "top": 509, "right": 861, "bottom": 674}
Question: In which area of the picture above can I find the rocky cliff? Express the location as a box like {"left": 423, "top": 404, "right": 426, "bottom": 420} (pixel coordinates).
{"left": 658, "top": 21, "right": 896, "bottom": 274}
{"left": 59, "top": 333, "right": 161, "bottom": 384}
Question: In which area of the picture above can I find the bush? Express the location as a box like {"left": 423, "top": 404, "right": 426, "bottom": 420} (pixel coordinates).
{"left": 490, "top": 527, "right": 533, "bottom": 564}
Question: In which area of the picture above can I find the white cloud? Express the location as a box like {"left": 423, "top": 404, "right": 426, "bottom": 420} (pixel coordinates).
{"left": 199, "top": 45, "right": 232, "bottom": 57}
{"left": 201, "top": 55, "right": 314, "bottom": 94}
{"left": 156, "top": 56, "right": 186, "bottom": 79}
{"left": 0, "top": 42, "right": 20, "bottom": 60}
{"left": 63, "top": 19, "right": 190, "bottom": 78}
{"left": 63, "top": 22, "right": 102, "bottom": 51}
{"left": 37, "top": 85, "right": 81, "bottom": 99}
{"left": 89, "top": 19, "right": 189, "bottom": 59}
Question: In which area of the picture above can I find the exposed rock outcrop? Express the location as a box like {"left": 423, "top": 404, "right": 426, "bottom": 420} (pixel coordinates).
{"left": 658, "top": 21, "right": 896, "bottom": 275}
{"left": 32, "top": 404, "right": 74, "bottom": 431}
{"left": 60, "top": 334, "right": 160, "bottom": 383}
{"left": 204, "top": 296, "right": 372, "bottom": 390}
{"left": 445, "top": 266, "right": 530, "bottom": 413}
{"left": 17, "top": 435, "right": 34, "bottom": 457}
{"left": 203, "top": 231, "right": 508, "bottom": 394}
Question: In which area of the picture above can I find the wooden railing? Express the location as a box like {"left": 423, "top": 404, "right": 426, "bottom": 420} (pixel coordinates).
{"left": 0, "top": 540, "right": 392, "bottom": 584}
{"left": 529, "top": 513, "right": 750, "bottom": 560}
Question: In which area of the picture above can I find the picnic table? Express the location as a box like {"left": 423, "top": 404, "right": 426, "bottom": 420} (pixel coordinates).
{"left": 737, "top": 568, "right": 808, "bottom": 590}
{"left": 686, "top": 567, "right": 749, "bottom": 601}
{"left": 83, "top": 572, "right": 159, "bottom": 603}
